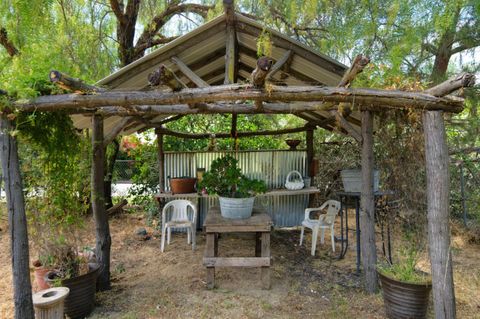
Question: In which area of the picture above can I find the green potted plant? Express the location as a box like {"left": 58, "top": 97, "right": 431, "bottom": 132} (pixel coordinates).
{"left": 200, "top": 155, "right": 267, "bottom": 219}
{"left": 377, "top": 245, "right": 432, "bottom": 319}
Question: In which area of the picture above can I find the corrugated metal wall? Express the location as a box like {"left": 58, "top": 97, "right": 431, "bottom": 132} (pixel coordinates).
{"left": 163, "top": 150, "right": 308, "bottom": 227}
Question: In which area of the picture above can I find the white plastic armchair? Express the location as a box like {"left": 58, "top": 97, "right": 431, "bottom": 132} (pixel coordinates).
{"left": 299, "top": 200, "right": 341, "bottom": 256}
{"left": 160, "top": 200, "right": 197, "bottom": 252}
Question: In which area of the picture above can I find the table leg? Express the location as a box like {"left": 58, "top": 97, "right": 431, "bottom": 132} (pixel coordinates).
{"left": 206, "top": 233, "right": 215, "bottom": 289}
{"left": 255, "top": 232, "right": 261, "bottom": 257}
{"left": 261, "top": 232, "right": 271, "bottom": 289}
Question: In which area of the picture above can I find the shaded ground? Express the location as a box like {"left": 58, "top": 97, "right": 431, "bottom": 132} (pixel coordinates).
{"left": 0, "top": 211, "right": 479, "bottom": 318}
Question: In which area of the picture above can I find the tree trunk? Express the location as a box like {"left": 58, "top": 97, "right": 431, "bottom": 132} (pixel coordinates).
{"left": 360, "top": 110, "right": 378, "bottom": 293}
{"left": 423, "top": 111, "right": 456, "bottom": 319}
{"left": 156, "top": 130, "right": 165, "bottom": 193}
{"left": 91, "top": 115, "right": 111, "bottom": 291}
{"left": 104, "top": 138, "right": 120, "bottom": 209}
{"left": 0, "top": 115, "right": 34, "bottom": 319}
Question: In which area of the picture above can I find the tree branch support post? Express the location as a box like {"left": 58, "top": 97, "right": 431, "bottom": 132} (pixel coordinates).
{"left": 0, "top": 114, "right": 34, "bottom": 319}
{"left": 360, "top": 110, "right": 377, "bottom": 293}
{"left": 91, "top": 114, "right": 111, "bottom": 291}
{"left": 156, "top": 129, "right": 165, "bottom": 193}
{"left": 423, "top": 111, "right": 456, "bottom": 319}
{"left": 306, "top": 127, "right": 315, "bottom": 206}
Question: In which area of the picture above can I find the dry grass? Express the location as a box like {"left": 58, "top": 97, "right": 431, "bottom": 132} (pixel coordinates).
{"left": 0, "top": 210, "right": 479, "bottom": 319}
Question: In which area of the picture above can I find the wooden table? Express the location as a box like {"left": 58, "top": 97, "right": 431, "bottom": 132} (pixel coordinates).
{"left": 202, "top": 206, "right": 273, "bottom": 289}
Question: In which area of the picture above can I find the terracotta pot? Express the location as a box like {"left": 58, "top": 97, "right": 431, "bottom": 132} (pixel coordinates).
{"left": 169, "top": 177, "right": 196, "bottom": 194}
{"left": 34, "top": 267, "right": 52, "bottom": 291}
{"left": 378, "top": 270, "right": 432, "bottom": 319}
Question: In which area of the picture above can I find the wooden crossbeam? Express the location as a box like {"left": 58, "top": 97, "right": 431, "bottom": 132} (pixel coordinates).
{"left": 17, "top": 84, "right": 465, "bottom": 113}
{"left": 156, "top": 125, "right": 310, "bottom": 139}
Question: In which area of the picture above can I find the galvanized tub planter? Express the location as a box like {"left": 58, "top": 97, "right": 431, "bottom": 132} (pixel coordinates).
{"left": 378, "top": 271, "right": 432, "bottom": 319}
{"left": 46, "top": 263, "right": 100, "bottom": 319}
{"left": 219, "top": 196, "right": 255, "bottom": 219}
{"left": 340, "top": 169, "right": 380, "bottom": 192}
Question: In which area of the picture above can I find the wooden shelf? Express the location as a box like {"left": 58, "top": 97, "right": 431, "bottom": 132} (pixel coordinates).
{"left": 154, "top": 187, "right": 320, "bottom": 199}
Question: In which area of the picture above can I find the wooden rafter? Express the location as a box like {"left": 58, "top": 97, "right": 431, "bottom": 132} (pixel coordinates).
{"left": 171, "top": 56, "right": 209, "bottom": 88}
{"left": 267, "top": 50, "right": 293, "bottom": 80}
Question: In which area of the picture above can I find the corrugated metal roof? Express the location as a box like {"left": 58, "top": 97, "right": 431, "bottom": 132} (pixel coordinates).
{"left": 72, "top": 12, "right": 362, "bottom": 137}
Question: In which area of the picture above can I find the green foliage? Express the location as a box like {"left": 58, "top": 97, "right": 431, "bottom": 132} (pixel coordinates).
{"left": 199, "top": 155, "right": 267, "bottom": 198}
{"left": 377, "top": 245, "right": 430, "bottom": 284}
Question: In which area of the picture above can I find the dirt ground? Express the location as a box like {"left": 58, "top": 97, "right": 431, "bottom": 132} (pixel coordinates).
{"left": 0, "top": 211, "right": 479, "bottom": 319}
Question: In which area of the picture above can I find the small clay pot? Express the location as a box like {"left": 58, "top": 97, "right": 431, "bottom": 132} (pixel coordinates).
{"left": 34, "top": 267, "right": 52, "bottom": 291}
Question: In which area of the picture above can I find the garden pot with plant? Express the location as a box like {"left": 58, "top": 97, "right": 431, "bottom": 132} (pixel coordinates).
{"left": 44, "top": 243, "right": 100, "bottom": 319}
{"left": 377, "top": 248, "right": 432, "bottom": 319}
{"left": 199, "top": 155, "right": 267, "bottom": 219}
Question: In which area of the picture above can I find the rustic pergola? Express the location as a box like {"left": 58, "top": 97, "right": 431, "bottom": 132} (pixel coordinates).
{"left": 0, "top": 1, "right": 475, "bottom": 318}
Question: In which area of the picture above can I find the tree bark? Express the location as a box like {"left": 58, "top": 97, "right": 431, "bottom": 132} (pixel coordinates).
{"left": 156, "top": 130, "right": 165, "bottom": 193}
{"left": 49, "top": 70, "right": 106, "bottom": 94}
{"left": 0, "top": 27, "right": 19, "bottom": 57}
{"left": 91, "top": 115, "right": 111, "bottom": 291}
{"left": 360, "top": 110, "right": 378, "bottom": 293}
{"left": 0, "top": 114, "right": 34, "bottom": 319}
{"left": 423, "top": 111, "right": 456, "bottom": 319}
{"left": 104, "top": 138, "right": 120, "bottom": 209}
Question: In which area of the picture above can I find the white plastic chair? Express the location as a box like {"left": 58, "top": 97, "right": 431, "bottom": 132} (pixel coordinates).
{"left": 299, "top": 200, "right": 341, "bottom": 256}
{"left": 160, "top": 200, "right": 197, "bottom": 252}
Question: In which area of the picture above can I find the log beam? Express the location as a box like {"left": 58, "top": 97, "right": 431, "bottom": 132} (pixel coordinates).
{"left": 50, "top": 70, "right": 106, "bottom": 94}
{"left": 103, "top": 117, "right": 131, "bottom": 147}
{"left": 157, "top": 125, "right": 310, "bottom": 139}
{"left": 426, "top": 73, "right": 475, "bottom": 97}
{"left": 335, "top": 112, "right": 362, "bottom": 143}
{"left": 16, "top": 84, "right": 465, "bottom": 113}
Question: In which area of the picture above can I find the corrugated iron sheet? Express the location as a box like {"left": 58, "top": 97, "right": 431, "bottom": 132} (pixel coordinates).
{"left": 163, "top": 150, "right": 309, "bottom": 227}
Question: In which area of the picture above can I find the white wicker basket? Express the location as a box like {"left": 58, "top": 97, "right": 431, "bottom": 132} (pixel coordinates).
{"left": 285, "top": 170, "right": 304, "bottom": 190}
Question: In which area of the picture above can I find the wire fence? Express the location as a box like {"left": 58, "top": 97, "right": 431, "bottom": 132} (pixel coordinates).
{"left": 113, "top": 160, "right": 138, "bottom": 183}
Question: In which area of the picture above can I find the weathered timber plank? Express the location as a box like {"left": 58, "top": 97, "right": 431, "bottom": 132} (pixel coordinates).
{"left": 203, "top": 257, "right": 271, "bottom": 267}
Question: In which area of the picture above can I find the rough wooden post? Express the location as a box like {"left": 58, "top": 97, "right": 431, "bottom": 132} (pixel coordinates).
{"left": 306, "top": 127, "right": 315, "bottom": 205}
{"left": 156, "top": 129, "right": 165, "bottom": 192}
{"left": 223, "top": 0, "right": 237, "bottom": 85}
{"left": 91, "top": 114, "right": 111, "bottom": 291}
{"left": 0, "top": 114, "right": 35, "bottom": 319}
{"left": 360, "top": 110, "right": 377, "bottom": 293}
{"left": 423, "top": 111, "right": 456, "bottom": 319}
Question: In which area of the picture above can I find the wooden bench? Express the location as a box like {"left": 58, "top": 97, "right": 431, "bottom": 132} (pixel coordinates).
{"left": 203, "top": 206, "right": 273, "bottom": 289}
